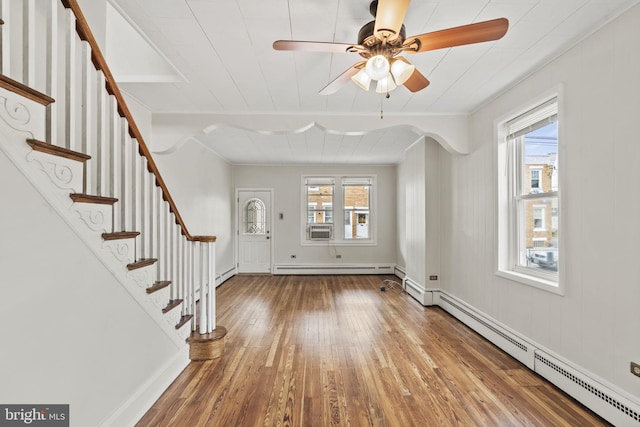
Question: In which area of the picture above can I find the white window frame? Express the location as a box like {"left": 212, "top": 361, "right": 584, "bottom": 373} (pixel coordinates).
{"left": 496, "top": 90, "right": 564, "bottom": 295}
{"left": 302, "top": 175, "right": 377, "bottom": 246}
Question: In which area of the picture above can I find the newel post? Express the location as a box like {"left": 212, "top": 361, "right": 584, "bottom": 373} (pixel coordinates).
{"left": 187, "top": 236, "right": 227, "bottom": 361}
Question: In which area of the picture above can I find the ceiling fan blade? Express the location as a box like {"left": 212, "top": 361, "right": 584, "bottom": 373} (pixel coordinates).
{"left": 374, "top": 0, "right": 410, "bottom": 41}
{"left": 403, "top": 68, "right": 430, "bottom": 92}
{"left": 273, "top": 40, "right": 359, "bottom": 53}
{"left": 393, "top": 57, "right": 429, "bottom": 92}
{"left": 404, "top": 18, "right": 509, "bottom": 53}
{"left": 319, "top": 62, "right": 365, "bottom": 95}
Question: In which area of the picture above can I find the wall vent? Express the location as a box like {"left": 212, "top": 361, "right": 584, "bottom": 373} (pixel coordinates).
{"left": 308, "top": 224, "right": 332, "bottom": 240}
{"left": 535, "top": 352, "right": 640, "bottom": 424}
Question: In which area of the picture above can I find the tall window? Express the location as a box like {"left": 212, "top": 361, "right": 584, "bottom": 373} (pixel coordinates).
{"left": 499, "top": 96, "right": 560, "bottom": 289}
{"left": 343, "top": 177, "right": 371, "bottom": 239}
{"left": 303, "top": 176, "right": 375, "bottom": 244}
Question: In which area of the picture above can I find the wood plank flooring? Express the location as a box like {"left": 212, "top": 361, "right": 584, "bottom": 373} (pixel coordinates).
{"left": 137, "top": 275, "right": 610, "bottom": 427}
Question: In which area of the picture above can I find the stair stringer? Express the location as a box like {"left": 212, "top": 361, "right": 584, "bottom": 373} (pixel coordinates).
{"left": 0, "top": 87, "right": 190, "bottom": 348}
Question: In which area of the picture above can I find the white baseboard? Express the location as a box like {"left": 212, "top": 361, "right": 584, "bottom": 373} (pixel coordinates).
{"left": 402, "top": 276, "right": 436, "bottom": 306}
{"left": 100, "top": 347, "right": 190, "bottom": 427}
{"left": 273, "top": 263, "right": 394, "bottom": 275}
{"left": 435, "top": 291, "right": 640, "bottom": 426}
{"left": 216, "top": 265, "right": 236, "bottom": 287}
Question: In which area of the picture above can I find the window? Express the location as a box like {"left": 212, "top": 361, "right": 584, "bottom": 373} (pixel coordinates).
{"left": 498, "top": 96, "right": 560, "bottom": 291}
{"left": 244, "top": 198, "right": 266, "bottom": 234}
{"left": 306, "top": 181, "right": 334, "bottom": 225}
{"left": 532, "top": 205, "right": 545, "bottom": 230}
{"left": 530, "top": 168, "right": 541, "bottom": 191}
{"left": 303, "top": 176, "right": 375, "bottom": 244}
{"left": 343, "top": 177, "right": 371, "bottom": 239}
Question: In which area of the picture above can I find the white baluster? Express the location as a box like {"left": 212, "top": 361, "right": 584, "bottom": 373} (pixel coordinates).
{"left": 81, "top": 40, "right": 96, "bottom": 194}
{"left": 207, "top": 241, "right": 216, "bottom": 332}
{"left": 134, "top": 150, "right": 144, "bottom": 239}
{"left": 45, "top": 0, "right": 59, "bottom": 145}
{"left": 127, "top": 140, "right": 142, "bottom": 236}
{"left": 148, "top": 173, "right": 157, "bottom": 261}
{"left": 188, "top": 241, "right": 194, "bottom": 328}
{"left": 173, "top": 222, "right": 180, "bottom": 301}
{"left": 64, "top": 7, "right": 78, "bottom": 151}
{"left": 109, "top": 96, "right": 121, "bottom": 229}
{"left": 23, "top": 0, "right": 36, "bottom": 86}
{"left": 164, "top": 201, "right": 171, "bottom": 282}
{"left": 156, "top": 188, "right": 165, "bottom": 280}
{"left": 120, "top": 123, "right": 131, "bottom": 231}
{"left": 189, "top": 242, "right": 198, "bottom": 331}
{"left": 138, "top": 156, "right": 151, "bottom": 258}
{"left": 95, "top": 71, "right": 105, "bottom": 195}
{"left": 198, "top": 242, "right": 206, "bottom": 335}
{"left": 180, "top": 234, "right": 186, "bottom": 307}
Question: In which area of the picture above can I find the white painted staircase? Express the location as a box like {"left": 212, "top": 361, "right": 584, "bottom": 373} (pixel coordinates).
{"left": 0, "top": 0, "right": 220, "bottom": 347}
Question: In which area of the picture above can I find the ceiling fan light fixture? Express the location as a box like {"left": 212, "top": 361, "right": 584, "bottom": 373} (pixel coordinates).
{"left": 375, "top": 74, "right": 397, "bottom": 93}
{"left": 365, "top": 55, "right": 390, "bottom": 80}
{"left": 351, "top": 68, "right": 372, "bottom": 91}
{"left": 390, "top": 58, "right": 415, "bottom": 85}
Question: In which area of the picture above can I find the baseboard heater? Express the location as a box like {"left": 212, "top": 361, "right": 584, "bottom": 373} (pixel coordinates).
{"left": 215, "top": 266, "right": 236, "bottom": 287}
{"left": 437, "top": 293, "right": 640, "bottom": 426}
{"left": 273, "top": 264, "right": 394, "bottom": 275}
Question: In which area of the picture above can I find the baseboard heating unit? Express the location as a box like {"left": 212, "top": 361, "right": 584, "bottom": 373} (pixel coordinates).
{"left": 273, "top": 264, "right": 394, "bottom": 275}
{"left": 437, "top": 292, "right": 640, "bottom": 426}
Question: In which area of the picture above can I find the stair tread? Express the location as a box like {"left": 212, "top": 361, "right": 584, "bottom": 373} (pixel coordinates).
{"left": 176, "top": 315, "right": 193, "bottom": 330}
{"left": 162, "top": 299, "right": 183, "bottom": 313}
{"left": 26, "top": 139, "right": 90, "bottom": 162}
{"left": 70, "top": 193, "right": 118, "bottom": 205}
{"left": 1, "top": 75, "right": 54, "bottom": 106}
{"left": 146, "top": 280, "right": 171, "bottom": 294}
{"left": 127, "top": 258, "right": 157, "bottom": 270}
{"left": 102, "top": 231, "right": 140, "bottom": 241}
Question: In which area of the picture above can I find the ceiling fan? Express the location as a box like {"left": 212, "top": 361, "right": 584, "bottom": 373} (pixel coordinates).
{"left": 273, "top": 0, "right": 509, "bottom": 95}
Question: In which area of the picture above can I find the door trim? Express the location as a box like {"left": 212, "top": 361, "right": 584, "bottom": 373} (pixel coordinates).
{"left": 235, "top": 188, "right": 274, "bottom": 274}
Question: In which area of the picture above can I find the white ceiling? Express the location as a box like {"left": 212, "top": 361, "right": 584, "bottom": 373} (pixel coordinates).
{"left": 108, "top": 0, "right": 639, "bottom": 165}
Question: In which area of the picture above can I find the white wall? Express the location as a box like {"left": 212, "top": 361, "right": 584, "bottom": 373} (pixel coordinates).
{"left": 151, "top": 142, "right": 234, "bottom": 278}
{"left": 439, "top": 3, "right": 640, "bottom": 400}
{"left": 77, "top": 0, "right": 107, "bottom": 49}
{"left": 398, "top": 138, "right": 441, "bottom": 289}
{"left": 232, "top": 164, "right": 397, "bottom": 266}
{"left": 0, "top": 150, "right": 182, "bottom": 426}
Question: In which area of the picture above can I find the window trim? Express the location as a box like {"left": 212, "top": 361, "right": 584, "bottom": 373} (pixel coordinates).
{"left": 302, "top": 175, "right": 377, "bottom": 246}
{"left": 495, "top": 88, "right": 564, "bottom": 295}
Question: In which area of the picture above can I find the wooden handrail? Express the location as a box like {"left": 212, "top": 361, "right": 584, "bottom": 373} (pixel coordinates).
{"left": 62, "top": 0, "right": 215, "bottom": 243}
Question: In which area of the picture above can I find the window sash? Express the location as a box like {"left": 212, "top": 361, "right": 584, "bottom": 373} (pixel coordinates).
{"left": 506, "top": 101, "right": 559, "bottom": 282}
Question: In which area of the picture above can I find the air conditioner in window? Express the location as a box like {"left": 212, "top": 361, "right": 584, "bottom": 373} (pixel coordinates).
{"left": 308, "top": 224, "right": 333, "bottom": 240}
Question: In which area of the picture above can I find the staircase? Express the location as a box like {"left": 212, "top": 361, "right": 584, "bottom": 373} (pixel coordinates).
{"left": 0, "top": 0, "right": 221, "bottom": 349}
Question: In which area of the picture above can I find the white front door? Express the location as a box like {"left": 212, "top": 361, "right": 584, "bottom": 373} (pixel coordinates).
{"left": 237, "top": 190, "right": 272, "bottom": 273}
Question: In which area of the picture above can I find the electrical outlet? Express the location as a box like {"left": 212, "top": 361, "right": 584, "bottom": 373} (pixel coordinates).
{"left": 429, "top": 275, "right": 438, "bottom": 280}
{"left": 336, "top": 254, "right": 342, "bottom": 259}
{"left": 631, "top": 362, "right": 640, "bottom": 377}
{"left": 290, "top": 255, "right": 296, "bottom": 259}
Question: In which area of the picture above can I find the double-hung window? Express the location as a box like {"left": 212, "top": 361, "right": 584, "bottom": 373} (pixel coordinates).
{"left": 303, "top": 176, "right": 375, "bottom": 244}
{"left": 498, "top": 96, "right": 561, "bottom": 291}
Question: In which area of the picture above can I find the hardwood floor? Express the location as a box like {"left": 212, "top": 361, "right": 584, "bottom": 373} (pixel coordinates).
{"left": 137, "top": 275, "right": 610, "bottom": 427}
